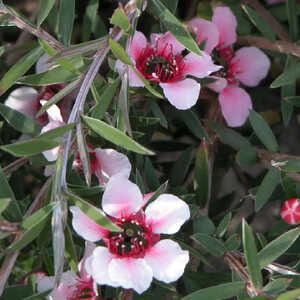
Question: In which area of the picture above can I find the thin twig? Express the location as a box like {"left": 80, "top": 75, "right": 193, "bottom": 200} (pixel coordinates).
{"left": 3, "top": 157, "right": 28, "bottom": 176}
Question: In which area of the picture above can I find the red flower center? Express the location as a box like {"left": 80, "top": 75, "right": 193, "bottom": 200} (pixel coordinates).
{"left": 136, "top": 45, "right": 185, "bottom": 83}
{"left": 70, "top": 278, "right": 96, "bottom": 300}
{"left": 107, "top": 212, "right": 159, "bottom": 258}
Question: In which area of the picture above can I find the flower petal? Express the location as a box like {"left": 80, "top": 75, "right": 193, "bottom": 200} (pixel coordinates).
{"left": 116, "top": 60, "right": 144, "bottom": 87}
{"left": 231, "top": 47, "right": 270, "bottom": 87}
{"left": 145, "top": 193, "right": 190, "bottom": 234}
{"left": 94, "top": 148, "right": 131, "bottom": 184}
{"left": 70, "top": 206, "right": 110, "bottom": 242}
{"left": 151, "top": 32, "right": 185, "bottom": 54}
{"left": 219, "top": 86, "right": 252, "bottom": 127}
{"left": 183, "top": 52, "right": 221, "bottom": 78}
{"left": 207, "top": 76, "right": 228, "bottom": 93}
{"left": 108, "top": 258, "right": 153, "bottom": 294}
{"left": 160, "top": 79, "right": 200, "bottom": 110}
{"left": 102, "top": 176, "right": 144, "bottom": 218}
{"left": 79, "top": 241, "right": 97, "bottom": 280}
{"left": 40, "top": 100, "right": 63, "bottom": 122}
{"left": 189, "top": 18, "right": 219, "bottom": 54}
{"left": 5, "top": 87, "right": 38, "bottom": 117}
{"left": 130, "top": 31, "right": 147, "bottom": 61}
{"left": 145, "top": 239, "right": 189, "bottom": 283}
{"left": 212, "top": 6, "right": 237, "bottom": 48}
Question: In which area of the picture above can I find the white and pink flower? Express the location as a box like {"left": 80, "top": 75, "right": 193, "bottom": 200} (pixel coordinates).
{"left": 281, "top": 198, "right": 300, "bottom": 225}
{"left": 117, "top": 31, "right": 221, "bottom": 110}
{"left": 70, "top": 176, "right": 190, "bottom": 294}
{"left": 73, "top": 146, "right": 132, "bottom": 185}
{"left": 189, "top": 6, "right": 271, "bottom": 127}
{"left": 37, "top": 242, "right": 98, "bottom": 300}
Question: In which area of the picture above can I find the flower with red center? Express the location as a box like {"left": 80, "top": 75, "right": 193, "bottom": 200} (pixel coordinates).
{"left": 70, "top": 176, "right": 190, "bottom": 294}
{"left": 37, "top": 242, "right": 98, "bottom": 300}
{"left": 73, "top": 146, "right": 132, "bottom": 185}
{"left": 117, "top": 31, "right": 221, "bottom": 110}
{"left": 189, "top": 6, "right": 271, "bottom": 127}
{"left": 281, "top": 198, "right": 300, "bottom": 225}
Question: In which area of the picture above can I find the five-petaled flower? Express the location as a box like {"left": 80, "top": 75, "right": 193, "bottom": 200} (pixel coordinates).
{"left": 70, "top": 176, "right": 190, "bottom": 294}
{"left": 117, "top": 31, "right": 221, "bottom": 110}
{"left": 281, "top": 198, "right": 300, "bottom": 225}
{"left": 189, "top": 6, "right": 270, "bottom": 127}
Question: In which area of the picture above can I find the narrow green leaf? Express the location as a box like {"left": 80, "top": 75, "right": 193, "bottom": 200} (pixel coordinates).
{"left": 280, "top": 159, "right": 300, "bottom": 172}
{"left": 150, "top": 101, "right": 168, "bottom": 129}
{"left": 111, "top": 8, "right": 130, "bottom": 32}
{"left": 182, "top": 281, "right": 245, "bottom": 300}
{"left": 216, "top": 213, "right": 232, "bottom": 238}
{"left": 193, "top": 216, "right": 215, "bottom": 235}
{"left": 225, "top": 234, "right": 241, "bottom": 251}
{"left": 284, "top": 96, "right": 300, "bottom": 107}
{"left": 0, "top": 46, "right": 44, "bottom": 95}
{"left": 82, "top": 115, "right": 154, "bottom": 155}
{"left": 67, "top": 193, "right": 121, "bottom": 232}
{"left": 64, "top": 224, "right": 78, "bottom": 273}
{"left": 258, "top": 227, "right": 300, "bottom": 268}
{"left": 255, "top": 167, "right": 281, "bottom": 212}
{"left": 0, "top": 103, "right": 41, "bottom": 136}
{"left": 276, "top": 288, "right": 300, "bottom": 300}
{"left": 236, "top": 146, "right": 257, "bottom": 166}
{"left": 242, "top": 5, "right": 276, "bottom": 42}
{"left": 0, "top": 198, "right": 11, "bottom": 215}
{"left": 82, "top": 0, "right": 100, "bottom": 41}
{"left": 242, "top": 220, "right": 263, "bottom": 289}
{"left": 38, "top": 0, "right": 56, "bottom": 27}
{"left": 146, "top": 180, "right": 168, "bottom": 204}
{"left": 286, "top": 0, "right": 298, "bottom": 41}
{"left": 249, "top": 110, "right": 279, "bottom": 152}
{"left": 109, "top": 39, "right": 133, "bottom": 66}
{"left": 162, "top": 0, "right": 179, "bottom": 13}
{"left": 191, "top": 233, "right": 226, "bottom": 257}
{"left": 263, "top": 278, "right": 290, "bottom": 294}
{"left": 23, "top": 290, "right": 52, "bottom": 300}
{"left": 1, "top": 138, "right": 60, "bottom": 157}
{"left": 271, "top": 62, "right": 300, "bottom": 88}
{"left": 58, "top": 0, "right": 75, "bottom": 46}
{"left": 145, "top": 157, "right": 160, "bottom": 190}
{"left": 39, "top": 123, "right": 75, "bottom": 139}
{"left": 149, "top": 0, "right": 202, "bottom": 56}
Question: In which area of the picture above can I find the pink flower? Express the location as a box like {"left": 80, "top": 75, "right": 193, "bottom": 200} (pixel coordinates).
{"left": 37, "top": 242, "right": 98, "bottom": 300}
{"left": 73, "top": 146, "right": 132, "bottom": 185}
{"left": 281, "top": 198, "right": 300, "bottom": 225}
{"left": 117, "top": 31, "right": 221, "bottom": 110}
{"left": 70, "top": 176, "right": 190, "bottom": 294}
{"left": 189, "top": 7, "right": 270, "bottom": 127}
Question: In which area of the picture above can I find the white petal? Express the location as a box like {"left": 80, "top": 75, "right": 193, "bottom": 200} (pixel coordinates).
{"left": 145, "top": 239, "right": 189, "bottom": 283}
{"left": 145, "top": 194, "right": 190, "bottom": 234}
{"left": 109, "top": 258, "right": 153, "bottom": 294}
{"left": 102, "top": 176, "right": 144, "bottom": 218}
{"left": 79, "top": 241, "right": 97, "bottom": 280}
{"left": 40, "top": 101, "right": 63, "bottom": 122}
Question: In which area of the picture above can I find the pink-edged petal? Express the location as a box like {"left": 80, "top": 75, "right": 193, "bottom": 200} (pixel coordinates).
{"left": 219, "top": 86, "right": 252, "bottom": 127}
{"left": 145, "top": 194, "right": 190, "bottom": 234}
{"left": 70, "top": 206, "right": 110, "bottom": 242}
{"left": 231, "top": 47, "right": 270, "bottom": 87}
{"left": 94, "top": 148, "right": 131, "bottom": 184}
{"left": 207, "top": 76, "right": 228, "bottom": 93}
{"left": 145, "top": 239, "right": 189, "bottom": 283}
{"left": 130, "top": 31, "right": 147, "bottom": 61}
{"left": 108, "top": 258, "right": 153, "bottom": 294}
{"left": 160, "top": 79, "right": 200, "bottom": 110}
{"left": 183, "top": 52, "right": 221, "bottom": 78}
{"left": 89, "top": 246, "right": 119, "bottom": 287}
{"left": 151, "top": 32, "right": 185, "bottom": 55}
{"left": 189, "top": 18, "right": 219, "bottom": 54}
{"left": 212, "top": 6, "right": 237, "bottom": 48}
{"left": 102, "top": 176, "right": 144, "bottom": 218}
{"left": 116, "top": 61, "right": 144, "bottom": 87}
{"left": 5, "top": 87, "right": 38, "bottom": 117}
{"left": 40, "top": 100, "right": 63, "bottom": 122}
{"left": 79, "top": 241, "right": 97, "bottom": 280}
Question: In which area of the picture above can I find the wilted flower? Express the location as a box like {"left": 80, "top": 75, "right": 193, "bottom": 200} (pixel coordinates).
{"left": 117, "top": 31, "right": 221, "bottom": 110}
{"left": 70, "top": 176, "right": 190, "bottom": 294}
{"left": 189, "top": 6, "right": 270, "bottom": 127}
{"left": 281, "top": 198, "right": 300, "bottom": 225}
{"left": 37, "top": 242, "right": 98, "bottom": 300}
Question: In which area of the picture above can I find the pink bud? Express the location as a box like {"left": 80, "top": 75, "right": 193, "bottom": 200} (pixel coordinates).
{"left": 281, "top": 198, "right": 300, "bottom": 225}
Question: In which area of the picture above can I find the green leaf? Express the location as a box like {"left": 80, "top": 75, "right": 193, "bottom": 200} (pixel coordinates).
{"left": 271, "top": 61, "right": 300, "bottom": 88}
{"left": 242, "top": 219, "right": 263, "bottom": 289}
{"left": 109, "top": 39, "right": 133, "bottom": 66}
{"left": 276, "top": 289, "right": 300, "bottom": 300}
{"left": 258, "top": 227, "right": 300, "bottom": 269}
{"left": 242, "top": 5, "right": 276, "bottom": 42}
{"left": 67, "top": 193, "right": 121, "bottom": 232}
{"left": 286, "top": 0, "right": 299, "bottom": 41}
{"left": 82, "top": 0, "right": 101, "bottom": 41}
{"left": 280, "top": 159, "right": 300, "bottom": 172}
{"left": 2, "top": 285, "right": 33, "bottom": 300}
{"left": 191, "top": 233, "right": 226, "bottom": 257}
{"left": 284, "top": 96, "right": 300, "bottom": 107}
{"left": 149, "top": 0, "right": 202, "bottom": 56}
{"left": 111, "top": 8, "right": 130, "bottom": 32}
{"left": 39, "top": 123, "right": 75, "bottom": 139}
{"left": 0, "top": 103, "right": 41, "bottom": 136}
{"left": 236, "top": 146, "right": 257, "bottom": 166}
{"left": 193, "top": 216, "right": 216, "bottom": 235}
{"left": 82, "top": 115, "right": 154, "bottom": 155}
{"left": 1, "top": 138, "right": 61, "bottom": 157}
{"left": 145, "top": 157, "right": 160, "bottom": 190}
{"left": 64, "top": 224, "right": 78, "bottom": 273}
{"left": 181, "top": 281, "right": 245, "bottom": 300}
{"left": 150, "top": 101, "right": 168, "bottom": 129}
{"left": 263, "top": 278, "right": 290, "bottom": 294}
{"left": 18, "top": 66, "right": 80, "bottom": 86}
{"left": 38, "top": 0, "right": 56, "bottom": 27}
{"left": 225, "top": 234, "right": 241, "bottom": 251}
{"left": 0, "top": 46, "right": 44, "bottom": 95}
{"left": 249, "top": 110, "right": 279, "bottom": 152}
{"left": 146, "top": 180, "right": 168, "bottom": 204}
{"left": 216, "top": 213, "right": 232, "bottom": 238}
{"left": 58, "top": 0, "right": 75, "bottom": 46}
{"left": 255, "top": 167, "right": 281, "bottom": 212}
{"left": 0, "top": 198, "right": 11, "bottom": 215}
